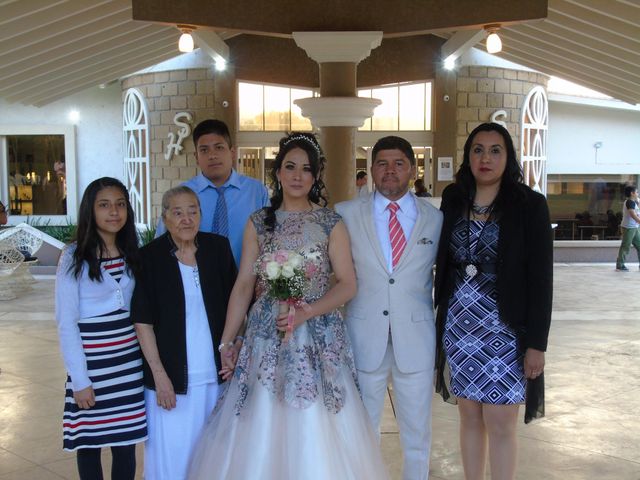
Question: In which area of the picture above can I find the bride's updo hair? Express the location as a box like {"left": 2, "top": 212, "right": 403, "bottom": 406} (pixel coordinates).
{"left": 264, "top": 132, "right": 328, "bottom": 232}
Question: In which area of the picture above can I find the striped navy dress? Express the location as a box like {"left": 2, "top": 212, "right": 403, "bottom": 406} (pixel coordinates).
{"left": 62, "top": 257, "right": 147, "bottom": 451}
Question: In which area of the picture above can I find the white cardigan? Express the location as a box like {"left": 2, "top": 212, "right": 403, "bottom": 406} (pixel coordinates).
{"left": 54, "top": 245, "right": 135, "bottom": 391}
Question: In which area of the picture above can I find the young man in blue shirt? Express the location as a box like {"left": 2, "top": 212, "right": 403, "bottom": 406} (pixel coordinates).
{"left": 157, "top": 120, "right": 269, "bottom": 266}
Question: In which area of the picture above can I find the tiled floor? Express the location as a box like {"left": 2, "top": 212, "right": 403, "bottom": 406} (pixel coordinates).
{"left": 1, "top": 264, "right": 639, "bottom": 479}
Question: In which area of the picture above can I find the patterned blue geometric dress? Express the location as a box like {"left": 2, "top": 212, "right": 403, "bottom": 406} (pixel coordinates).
{"left": 443, "top": 218, "right": 526, "bottom": 404}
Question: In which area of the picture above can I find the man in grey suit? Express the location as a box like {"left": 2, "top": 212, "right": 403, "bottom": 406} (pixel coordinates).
{"left": 336, "top": 136, "right": 443, "bottom": 480}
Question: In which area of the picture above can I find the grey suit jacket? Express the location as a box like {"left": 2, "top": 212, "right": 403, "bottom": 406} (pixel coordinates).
{"left": 336, "top": 192, "right": 443, "bottom": 374}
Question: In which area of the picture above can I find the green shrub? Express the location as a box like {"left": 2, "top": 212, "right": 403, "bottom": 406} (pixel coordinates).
{"left": 26, "top": 217, "right": 77, "bottom": 244}
{"left": 137, "top": 225, "right": 157, "bottom": 246}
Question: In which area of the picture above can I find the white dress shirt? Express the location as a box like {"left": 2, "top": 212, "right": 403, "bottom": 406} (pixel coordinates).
{"left": 373, "top": 191, "right": 417, "bottom": 273}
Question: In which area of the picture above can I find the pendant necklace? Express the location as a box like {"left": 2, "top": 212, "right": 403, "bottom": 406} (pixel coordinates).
{"left": 465, "top": 203, "right": 494, "bottom": 279}
{"left": 192, "top": 265, "right": 200, "bottom": 288}
{"left": 471, "top": 203, "right": 493, "bottom": 216}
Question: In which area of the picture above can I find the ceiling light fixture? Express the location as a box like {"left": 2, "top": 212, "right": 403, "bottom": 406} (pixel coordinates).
{"left": 215, "top": 58, "right": 227, "bottom": 71}
{"left": 484, "top": 24, "right": 502, "bottom": 54}
{"left": 444, "top": 55, "right": 456, "bottom": 70}
{"left": 68, "top": 109, "right": 80, "bottom": 123}
{"left": 177, "top": 25, "right": 195, "bottom": 53}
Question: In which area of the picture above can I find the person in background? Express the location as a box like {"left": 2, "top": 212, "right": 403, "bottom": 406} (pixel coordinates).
{"left": 336, "top": 135, "right": 443, "bottom": 480}
{"left": 55, "top": 177, "right": 147, "bottom": 480}
{"left": 615, "top": 185, "right": 640, "bottom": 272}
{"left": 0, "top": 200, "right": 7, "bottom": 225}
{"left": 156, "top": 119, "right": 269, "bottom": 266}
{"left": 132, "top": 186, "right": 237, "bottom": 480}
{"left": 414, "top": 178, "right": 432, "bottom": 198}
{"left": 434, "top": 123, "right": 553, "bottom": 480}
{"left": 356, "top": 170, "right": 369, "bottom": 197}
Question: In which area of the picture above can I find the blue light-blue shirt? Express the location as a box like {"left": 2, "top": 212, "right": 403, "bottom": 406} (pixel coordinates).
{"left": 156, "top": 170, "right": 269, "bottom": 266}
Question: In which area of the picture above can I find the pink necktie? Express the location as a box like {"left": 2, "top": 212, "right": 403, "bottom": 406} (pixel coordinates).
{"left": 388, "top": 202, "right": 406, "bottom": 269}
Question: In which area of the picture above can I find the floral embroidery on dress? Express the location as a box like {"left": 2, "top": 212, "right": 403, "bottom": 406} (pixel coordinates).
{"left": 232, "top": 208, "right": 358, "bottom": 415}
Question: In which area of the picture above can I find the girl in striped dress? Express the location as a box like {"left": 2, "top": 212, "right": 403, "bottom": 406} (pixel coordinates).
{"left": 55, "top": 177, "right": 147, "bottom": 479}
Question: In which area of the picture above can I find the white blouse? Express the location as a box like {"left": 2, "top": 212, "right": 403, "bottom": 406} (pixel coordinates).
{"left": 178, "top": 262, "right": 217, "bottom": 386}
{"left": 54, "top": 245, "right": 134, "bottom": 391}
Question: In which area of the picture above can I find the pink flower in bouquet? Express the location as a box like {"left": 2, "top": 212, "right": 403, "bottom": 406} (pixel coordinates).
{"left": 305, "top": 262, "right": 318, "bottom": 278}
{"left": 274, "top": 250, "right": 289, "bottom": 264}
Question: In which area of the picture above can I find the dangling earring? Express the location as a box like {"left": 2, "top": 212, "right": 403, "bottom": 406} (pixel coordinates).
{"left": 310, "top": 181, "right": 319, "bottom": 197}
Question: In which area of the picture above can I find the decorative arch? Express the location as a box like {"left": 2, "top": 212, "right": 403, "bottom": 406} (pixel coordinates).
{"left": 123, "top": 88, "right": 151, "bottom": 228}
{"left": 520, "top": 86, "right": 549, "bottom": 195}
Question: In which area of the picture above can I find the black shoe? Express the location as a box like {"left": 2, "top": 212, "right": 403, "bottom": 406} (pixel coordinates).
{"left": 616, "top": 266, "right": 629, "bottom": 272}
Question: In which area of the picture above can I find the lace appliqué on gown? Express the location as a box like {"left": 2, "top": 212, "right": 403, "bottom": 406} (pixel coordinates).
{"left": 229, "top": 208, "right": 358, "bottom": 415}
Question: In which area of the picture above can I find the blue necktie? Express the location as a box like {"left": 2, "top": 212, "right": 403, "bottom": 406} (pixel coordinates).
{"left": 212, "top": 186, "right": 229, "bottom": 237}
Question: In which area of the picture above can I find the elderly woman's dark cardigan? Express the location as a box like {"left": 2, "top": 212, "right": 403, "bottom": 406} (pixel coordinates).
{"left": 434, "top": 183, "right": 553, "bottom": 422}
{"left": 132, "top": 232, "right": 237, "bottom": 393}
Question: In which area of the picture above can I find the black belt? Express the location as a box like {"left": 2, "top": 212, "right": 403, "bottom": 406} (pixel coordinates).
{"left": 455, "top": 262, "right": 498, "bottom": 276}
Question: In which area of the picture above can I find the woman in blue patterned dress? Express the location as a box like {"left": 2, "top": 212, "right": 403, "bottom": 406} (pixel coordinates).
{"left": 434, "top": 123, "right": 553, "bottom": 480}
{"left": 188, "top": 133, "right": 389, "bottom": 479}
{"left": 55, "top": 177, "right": 147, "bottom": 479}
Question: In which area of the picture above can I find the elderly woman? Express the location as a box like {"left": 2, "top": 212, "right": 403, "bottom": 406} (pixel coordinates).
{"left": 132, "top": 186, "right": 237, "bottom": 480}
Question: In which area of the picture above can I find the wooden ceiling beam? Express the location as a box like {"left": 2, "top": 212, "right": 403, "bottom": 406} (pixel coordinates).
{"left": 0, "top": 31, "right": 176, "bottom": 97}
{"left": 0, "top": 24, "right": 171, "bottom": 86}
{"left": 508, "top": 25, "right": 640, "bottom": 71}
{"left": 16, "top": 44, "right": 178, "bottom": 106}
{"left": 500, "top": 32, "right": 640, "bottom": 84}
{"left": 131, "top": 0, "right": 547, "bottom": 36}
{"left": 0, "top": 8, "right": 133, "bottom": 64}
{"left": 0, "top": 0, "right": 119, "bottom": 42}
{"left": 496, "top": 47, "right": 639, "bottom": 104}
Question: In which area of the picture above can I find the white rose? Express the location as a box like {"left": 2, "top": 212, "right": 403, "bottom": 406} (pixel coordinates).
{"left": 281, "top": 264, "right": 295, "bottom": 278}
{"left": 265, "top": 261, "right": 281, "bottom": 280}
{"left": 288, "top": 253, "right": 303, "bottom": 269}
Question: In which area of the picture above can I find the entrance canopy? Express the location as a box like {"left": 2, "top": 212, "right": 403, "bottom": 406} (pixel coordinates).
{"left": 0, "top": 0, "right": 638, "bottom": 106}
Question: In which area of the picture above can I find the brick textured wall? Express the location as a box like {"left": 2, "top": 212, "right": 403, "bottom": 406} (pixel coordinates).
{"left": 454, "top": 66, "right": 548, "bottom": 170}
{"left": 121, "top": 68, "right": 217, "bottom": 222}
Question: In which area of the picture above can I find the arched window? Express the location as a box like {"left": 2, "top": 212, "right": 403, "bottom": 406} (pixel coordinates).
{"left": 520, "top": 86, "right": 548, "bottom": 195}
{"left": 123, "top": 88, "right": 151, "bottom": 228}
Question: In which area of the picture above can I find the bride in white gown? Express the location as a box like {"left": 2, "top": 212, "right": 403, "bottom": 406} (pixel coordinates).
{"left": 188, "top": 133, "right": 389, "bottom": 480}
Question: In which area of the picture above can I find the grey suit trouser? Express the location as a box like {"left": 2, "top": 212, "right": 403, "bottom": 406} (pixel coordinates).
{"left": 357, "top": 338, "right": 434, "bottom": 480}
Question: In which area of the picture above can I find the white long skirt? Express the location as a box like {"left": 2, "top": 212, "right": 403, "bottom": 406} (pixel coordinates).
{"left": 144, "top": 383, "right": 219, "bottom": 480}
{"left": 188, "top": 368, "right": 389, "bottom": 480}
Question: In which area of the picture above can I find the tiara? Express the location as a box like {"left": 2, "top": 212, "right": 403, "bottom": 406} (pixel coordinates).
{"left": 283, "top": 134, "right": 321, "bottom": 156}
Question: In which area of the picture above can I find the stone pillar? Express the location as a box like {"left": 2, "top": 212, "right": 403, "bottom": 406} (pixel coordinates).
{"left": 433, "top": 68, "right": 458, "bottom": 196}
{"left": 292, "top": 32, "right": 383, "bottom": 205}
{"left": 319, "top": 62, "right": 356, "bottom": 202}
{"left": 321, "top": 127, "right": 356, "bottom": 202}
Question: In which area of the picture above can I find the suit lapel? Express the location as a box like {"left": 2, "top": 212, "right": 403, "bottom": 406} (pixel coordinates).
{"left": 394, "top": 196, "right": 430, "bottom": 271}
{"left": 359, "top": 196, "right": 389, "bottom": 272}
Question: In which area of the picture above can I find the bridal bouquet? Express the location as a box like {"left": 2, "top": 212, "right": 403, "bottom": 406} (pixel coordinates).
{"left": 256, "top": 249, "right": 320, "bottom": 342}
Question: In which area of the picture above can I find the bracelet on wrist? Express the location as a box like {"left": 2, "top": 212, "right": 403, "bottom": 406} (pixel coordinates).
{"left": 218, "top": 342, "right": 233, "bottom": 352}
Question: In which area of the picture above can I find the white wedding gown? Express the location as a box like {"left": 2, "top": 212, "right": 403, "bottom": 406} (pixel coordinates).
{"left": 188, "top": 209, "right": 389, "bottom": 480}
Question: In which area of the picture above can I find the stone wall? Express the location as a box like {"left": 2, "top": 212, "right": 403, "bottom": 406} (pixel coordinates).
{"left": 121, "top": 68, "right": 217, "bottom": 221}
{"left": 454, "top": 66, "right": 548, "bottom": 170}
